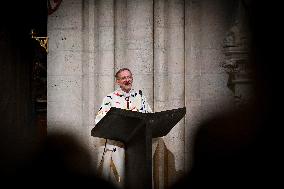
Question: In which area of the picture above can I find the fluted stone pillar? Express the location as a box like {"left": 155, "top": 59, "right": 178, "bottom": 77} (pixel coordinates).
{"left": 47, "top": 0, "right": 86, "bottom": 143}
{"left": 124, "top": 0, "right": 154, "bottom": 106}
{"left": 153, "top": 0, "right": 185, "bottom": 187}
{"left": 184, "top": 0, "right": 237, "bottom": 173}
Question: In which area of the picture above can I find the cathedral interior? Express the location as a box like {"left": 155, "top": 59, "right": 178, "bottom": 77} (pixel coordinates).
{"left": 0, "top": 0, "right": 280, "bottom": 188}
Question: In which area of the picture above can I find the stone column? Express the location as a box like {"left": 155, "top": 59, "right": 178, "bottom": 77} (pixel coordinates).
{"left": 124, "top": 0, "right": 154, "bottom": 106}
{"left": 91, "top": 0, "right": 116, "bottom": 167}
{"left": 47, "top": 0, "right": 86, "bottom": 143}
{"left": 184, "top": 0, "right": 236, "bottom": 173}
{"left": 153, "top": 0, "right": 185, "bottom": 188}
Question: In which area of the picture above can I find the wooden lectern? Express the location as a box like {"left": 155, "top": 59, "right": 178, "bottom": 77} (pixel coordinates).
{"left": 91, "top": 107, "right": 186, "bottom": 189}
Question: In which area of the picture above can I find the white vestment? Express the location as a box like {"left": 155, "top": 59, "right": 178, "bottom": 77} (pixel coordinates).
{"left": 95, "top": 88, "right": 152, "bottom": 187}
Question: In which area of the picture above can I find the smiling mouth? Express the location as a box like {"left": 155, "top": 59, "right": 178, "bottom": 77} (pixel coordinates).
{"left": 124, "top": 82, "right": 131, "bottom": 86}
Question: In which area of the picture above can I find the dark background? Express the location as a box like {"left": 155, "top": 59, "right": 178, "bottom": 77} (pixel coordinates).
{"left": 0, "top": 0, "right": 47, "bottom": 174}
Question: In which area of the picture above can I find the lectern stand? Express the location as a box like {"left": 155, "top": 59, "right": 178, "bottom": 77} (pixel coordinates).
{"left": 91, "top": 107, "right": 186, "bottom": 189}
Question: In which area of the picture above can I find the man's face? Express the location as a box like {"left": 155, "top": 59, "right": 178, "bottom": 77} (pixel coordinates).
{"left": 116, "top": 70, "right": 133, "bottom": 93}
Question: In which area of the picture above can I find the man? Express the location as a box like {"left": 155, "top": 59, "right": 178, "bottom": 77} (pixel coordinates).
{"left": 94, "top": 68, "right": 152, "bottom": 187}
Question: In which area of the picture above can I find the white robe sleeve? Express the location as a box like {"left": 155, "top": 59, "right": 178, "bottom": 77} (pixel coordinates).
{"left": 95, "top": 96, "right": 112, "bottom": 125}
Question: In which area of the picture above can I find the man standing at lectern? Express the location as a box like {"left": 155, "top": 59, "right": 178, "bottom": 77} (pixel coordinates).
{"left": 94, "top": 68, "right": 152, "bottom": 187}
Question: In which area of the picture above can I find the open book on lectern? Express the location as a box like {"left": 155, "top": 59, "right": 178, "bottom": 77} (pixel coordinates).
{"left": 91, "top": 107, "right": 186, "bottom": 143}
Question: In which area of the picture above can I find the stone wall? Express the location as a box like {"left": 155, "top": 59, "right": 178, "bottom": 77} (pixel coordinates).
{"left": 47, "top": 0, "right": 250, "bottom": 187}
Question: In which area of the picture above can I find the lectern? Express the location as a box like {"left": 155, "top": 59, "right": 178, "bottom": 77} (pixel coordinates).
{"left": 91, "top": 107, "right": 186, "bottom": 189}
